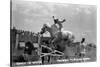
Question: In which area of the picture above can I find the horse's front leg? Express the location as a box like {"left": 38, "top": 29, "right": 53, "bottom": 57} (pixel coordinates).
{"left": 41, "top": 56, "right": 45, "bottom": 64}
{"left": 50, "top": 39, "right": 56, "bottom": 49}
{"left": 47, "top": 55, "right": 51, "bottom": 63}
{"left": 51, "top": 37, "right": 60, "bottom": 49}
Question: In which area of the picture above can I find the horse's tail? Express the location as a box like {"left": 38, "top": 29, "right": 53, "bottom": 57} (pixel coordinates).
{"left": 65, "top": 31, "right": 75, "bottom": 42}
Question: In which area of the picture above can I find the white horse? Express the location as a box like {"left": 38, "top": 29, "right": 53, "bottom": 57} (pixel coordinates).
{"left": 40, "top": 23, "right": 75, "bottom": 47}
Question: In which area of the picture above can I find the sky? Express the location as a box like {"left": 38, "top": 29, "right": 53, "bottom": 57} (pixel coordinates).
{"left": 11, "top": 0, "right": 97, "bottom": 43}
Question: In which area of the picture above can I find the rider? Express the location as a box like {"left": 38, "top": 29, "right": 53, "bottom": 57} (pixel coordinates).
{"left": 52, "top": 16, "right": 66, "bottom": 32}
{"left": 51, "top": 16, "right": 66, "bottom": 48}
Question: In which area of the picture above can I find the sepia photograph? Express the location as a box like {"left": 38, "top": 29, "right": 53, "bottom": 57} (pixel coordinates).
{"left": 10, "top": 0, "right": 97, "bottom": 66}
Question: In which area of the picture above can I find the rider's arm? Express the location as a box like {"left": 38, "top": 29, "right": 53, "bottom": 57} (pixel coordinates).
{"left": 60, "top": 19, "right": 66, "bottom": 23}
{"left": 52, "top": 16, "right": 58, "bottom": 24}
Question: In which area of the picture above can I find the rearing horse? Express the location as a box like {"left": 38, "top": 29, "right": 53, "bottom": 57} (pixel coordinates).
{"left": 40, "top": 23, "right": 75, "bottom": 51}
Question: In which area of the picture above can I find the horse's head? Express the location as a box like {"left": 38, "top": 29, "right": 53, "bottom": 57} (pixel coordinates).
{"left": 40, "top": 24, "right": 49, "bottom": 34}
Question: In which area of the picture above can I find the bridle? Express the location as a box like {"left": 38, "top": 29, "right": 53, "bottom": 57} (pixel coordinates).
{"left": 40, "top": 24, "right": 48, "bottom": 34}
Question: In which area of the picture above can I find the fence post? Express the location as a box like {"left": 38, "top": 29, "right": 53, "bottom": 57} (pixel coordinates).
{"left": 37, "top": 33, "right": 42, "bottom": 63}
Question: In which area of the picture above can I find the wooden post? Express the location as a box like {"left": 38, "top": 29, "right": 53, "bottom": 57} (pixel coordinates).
{"left": 15, "top": 33, "right": 19, "bottom": 49}
{"left": 37, "top": 33, "right": 42, "bottom": 63}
